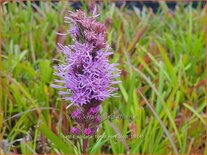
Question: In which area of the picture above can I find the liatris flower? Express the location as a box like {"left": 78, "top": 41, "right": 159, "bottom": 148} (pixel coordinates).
{"left": 52, "top": 8, "right": 120, "bottom": 153}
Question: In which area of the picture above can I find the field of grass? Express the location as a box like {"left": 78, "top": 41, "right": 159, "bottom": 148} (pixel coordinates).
{"left": 0, "top": 1, "right": 206, "bottom": 154}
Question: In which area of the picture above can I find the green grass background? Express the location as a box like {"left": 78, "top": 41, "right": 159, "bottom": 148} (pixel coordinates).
{"left": 0, "top": 1, "right": 206, "bottom": 154}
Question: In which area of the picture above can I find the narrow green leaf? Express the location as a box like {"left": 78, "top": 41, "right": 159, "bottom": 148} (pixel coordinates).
{"left": 38, "top": 122, "right": 74, "bottom": 154}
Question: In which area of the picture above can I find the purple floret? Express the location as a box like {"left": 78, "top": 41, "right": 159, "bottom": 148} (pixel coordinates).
{"left": 71, "top": 127, "right": 81, "bottom": 135}
{"left": 84, "top": 128, "right": 92, "bottom": 136}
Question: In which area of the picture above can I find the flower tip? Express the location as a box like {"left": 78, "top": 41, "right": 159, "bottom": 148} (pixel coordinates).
{"left": 66, "top": 103, "right": 73, "bottom": 109}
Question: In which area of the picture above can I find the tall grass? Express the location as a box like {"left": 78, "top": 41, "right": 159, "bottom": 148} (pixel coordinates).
{"left": 0, "top": 1, "right": 206, "bottom": 154}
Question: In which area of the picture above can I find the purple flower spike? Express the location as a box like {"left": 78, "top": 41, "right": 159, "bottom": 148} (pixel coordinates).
{"left": 52, "top": 9, "right": 120, "bottom": 154}
{"left": 54, "top": 42, "right": 119, "bottom": 106}
{"left": 53, "top": 10, "right": 120, "bottom": 106}
{"left": 84, "top": 128, "right": 92, "bottom": 136}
